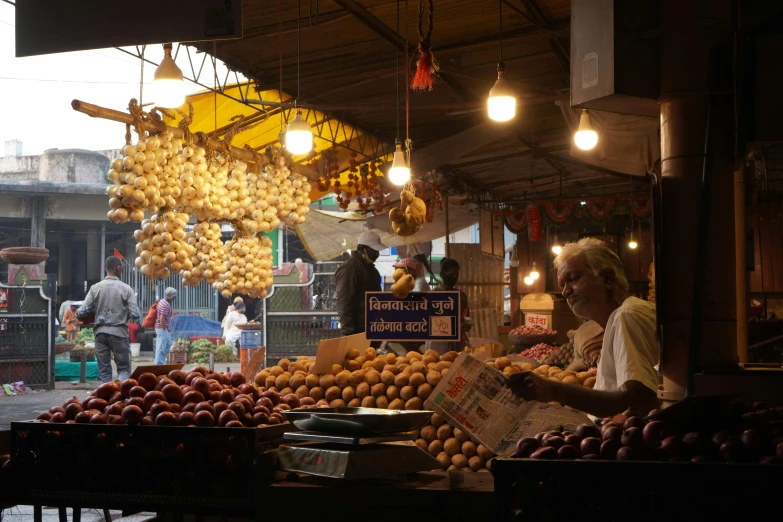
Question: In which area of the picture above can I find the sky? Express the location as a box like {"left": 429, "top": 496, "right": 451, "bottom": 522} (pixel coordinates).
{"left": 0, "top": 2, "right": 237, "bottom": 156}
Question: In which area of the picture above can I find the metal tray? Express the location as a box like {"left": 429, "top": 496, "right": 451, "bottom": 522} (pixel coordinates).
{"left": 282, "top": 407, "right": 433, "bottom": 435}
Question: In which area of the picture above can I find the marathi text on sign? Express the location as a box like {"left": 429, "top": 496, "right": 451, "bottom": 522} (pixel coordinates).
{"left": 365, "top": 291, "right": 461, "bottom": 342}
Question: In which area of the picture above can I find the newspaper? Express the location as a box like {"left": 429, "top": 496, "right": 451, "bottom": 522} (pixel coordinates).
{"left": 424, "top": 353, "right": 590, "bottom": 457}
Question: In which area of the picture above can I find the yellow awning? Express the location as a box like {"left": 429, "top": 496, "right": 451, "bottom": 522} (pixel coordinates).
{"left": 162, "top": 83, "right": 392, "bottom": 201}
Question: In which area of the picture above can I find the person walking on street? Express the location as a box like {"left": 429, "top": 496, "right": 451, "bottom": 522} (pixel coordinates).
{"left": 77, "top": 256, "right": 140, "bottom": 382}
{"left": 223, "top": 300, "right": 248, "bottom": 354}
{"left": 334, "top": 230, "right": 385, "bottom": 336}
{"left": 63, "top": 302, "right": 80, "bottom": 342}
{"left": 155, "top": 287, "right": 177, "bottom": 364}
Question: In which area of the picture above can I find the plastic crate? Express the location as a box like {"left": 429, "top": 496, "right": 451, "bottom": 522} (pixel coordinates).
{"left": 9, "top": 421, "right": 291, "bottom": 512}
{"left": 240, "top": 330, "right": 262, "bottom": 348}
{"left": 168, "top": 351, "right": 188, "bottom": 365}
{"left": 491, "top": 458, "right": 783, "bottom": 522}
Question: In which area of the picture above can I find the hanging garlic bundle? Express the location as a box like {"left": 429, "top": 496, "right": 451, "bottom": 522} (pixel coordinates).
{"left": 215, "top": 233, "right": 274, "bottom": 299}
{"left": 107, "top": 133, "right": 176, "bottom": 224}
{"left": 261, "top": 157, "right": 312, "bottom": 227}
{"left": 181, "top": 221, "right": 228, "bottom": 287}
{"left": 133, "top": 211, "right": 194, "bottom": 280}
{"left": 176, "top": 145, "right": 211, "bottom": 216}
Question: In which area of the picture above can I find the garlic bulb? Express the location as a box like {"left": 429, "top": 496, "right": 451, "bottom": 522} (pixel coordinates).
{"left": 133, "top": 211, "right": 193, "bottom": 280}
{"left": 181, "top": 221, "right": 228, "bottom": 287}
{"left": 215, "top": 234, "right": 274, "bottom": 299}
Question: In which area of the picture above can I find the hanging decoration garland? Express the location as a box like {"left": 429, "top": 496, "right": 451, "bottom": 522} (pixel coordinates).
{"left": 543, "top": 200, "right": 574, "bottom": 224}
{"left": 526, "top": 203, "right": 542, "bottom": 241}
{"left": 585, "top": 197, "right": 616, "bottom": 221}
{"left": 410, "top": 0, "right": 439, "bottom": 91}
{"left": 628, "top": 195, "right": 653, "bottom": 217}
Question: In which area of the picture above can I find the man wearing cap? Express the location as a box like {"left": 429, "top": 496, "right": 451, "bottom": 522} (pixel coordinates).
{"left": 77, "top": 256, "right": 140, "bottom": 382}
{"left": 334, "top": 230, "right": 385, "bottom": 336}
{"left": 154, "top": 287, "right": 178, "bottom": 365}
{"left": 223, "top": 300, "right": 248, "bottom": 352}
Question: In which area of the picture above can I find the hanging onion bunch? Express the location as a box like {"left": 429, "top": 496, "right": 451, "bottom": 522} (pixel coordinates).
{"left": 181, "top": 221, "right": 228, "bottom": 287}
{"left": 134, "top": 211, "right": 194, "bottom": 280}
{"left": 215, "top": 232, "right": 274, "bottom": 299}
{"left": 107, "top": 132, "right": 182, "bottom": 224}
{"left": 176, "top": 145, "right": 212, "bottom": 217}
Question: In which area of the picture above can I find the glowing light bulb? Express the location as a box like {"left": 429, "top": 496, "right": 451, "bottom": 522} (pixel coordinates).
{"left": 529, "top": 262, "right": 539, "bottom": 280}
{"left": 153, "top": 43, "right": 185, "bottom": 108}
{"left": 524, "top": 276, "right": 533, "bottom": 286}
{"left": 286, "top": 109, "right": 313, "bottom": 155}
{"left": 574, "top": 109, "right": 598, "bottom": 151}
{"left": 488, "top": 64, "right": 516, "bottom": 122}
{"left": 552, "top": 244, "right": 562, "bottom": 255}
{"left": 388, "top": 142, "right": 411, "bottom": 185}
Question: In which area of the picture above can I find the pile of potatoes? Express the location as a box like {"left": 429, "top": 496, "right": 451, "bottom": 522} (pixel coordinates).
{"left": 531, "top": 364, "right": 596, "bottom": 389}
{"left": 416, "top": 413, "right": 496, "bottom": 472}
{"left": 253, "top": 348, "right": 457, "bottom": 410}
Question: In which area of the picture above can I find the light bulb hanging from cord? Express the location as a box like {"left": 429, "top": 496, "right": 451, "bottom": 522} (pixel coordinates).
{"left": 286, "top": 0, "right": 313, "bottom": 155}
{"left": 509, "top": 245, "right": 519, "bottom": 268}
{"left": 574, "top": 109, "right": 598, "bottom": 150}
{"left": 529, "top": 261, "right": 539, "bottom": 280}
{"left": 388, "top": 1, "right": 411, "bottom": 186}
{"left": 524, "top": 275, "right": 533, "bottom": 286}
{"left": 628, "top": 234, "right": 638, "bottom": 250}
{"left": 488, "top": 0, "right": 515, "bottom": 122}
{"left": 153, "top": 43, "right": 185, "bottom": 108}
{"left": 551, "top": 234, "right": 562, "bottom": 255}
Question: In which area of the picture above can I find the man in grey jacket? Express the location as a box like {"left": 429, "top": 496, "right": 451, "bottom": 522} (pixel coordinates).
{"left": 77, "top": 256, "right": 140, "bottom": 382}
{"left": 334, "top": 230, "right": 385, "bottom": 336}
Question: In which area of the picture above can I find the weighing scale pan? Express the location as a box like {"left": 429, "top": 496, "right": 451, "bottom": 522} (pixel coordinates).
{"left": 283, "top": 407, "right": 433, "bottom": 435}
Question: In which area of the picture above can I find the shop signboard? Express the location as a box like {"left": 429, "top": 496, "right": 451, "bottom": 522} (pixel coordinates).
{"left": 365, "top": 291, "right": 461, "bottom": 342}
{"left": 524, "top": 313, "right": 551, "bottom": 330}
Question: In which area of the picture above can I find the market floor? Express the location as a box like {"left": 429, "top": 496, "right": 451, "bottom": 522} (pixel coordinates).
{"left": 0, "top": 506, "right": 155, "bottom": 521}
{"left": 0, "top": 356, "right": 242, "bottom": 430}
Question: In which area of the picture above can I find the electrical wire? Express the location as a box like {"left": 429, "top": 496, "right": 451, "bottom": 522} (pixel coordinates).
{"left": 396, "top": 0, "right": 400, "bottom": 141}
{"left": 297, "top": 0, "right": 302, "bottom": 102}
{"left": 498, "top": 0, "right": 503, "bottom": 63}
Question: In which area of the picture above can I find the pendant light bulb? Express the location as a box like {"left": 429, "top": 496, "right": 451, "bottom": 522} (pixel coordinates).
{"left": 574, "top": 109, "right": 598, "bottom": 150}
{"left": 628, "top": 232, "right": 638, "bottom": 250}
{"left": 551, "top": 234, "right": 562, "bottom": 255}
{"left": 286, "top": 108, "right": 313, "bottom": 155}
{"left": 153, "top": 43, "right": 185, "bottom": 108}
{"left": 524, "top": 276, "right": 533, "bottom": 286}
{"left": 388, "top": 142, "right": 411, "bottom": 185}
{"left": 529, "top": 262, "right": 539, "bottom": 280}
{"left": 488, "top": 63, "right": 516, "bottom": 122}
{"left": 509, "top": 246, "right": 519, "bottom": 268}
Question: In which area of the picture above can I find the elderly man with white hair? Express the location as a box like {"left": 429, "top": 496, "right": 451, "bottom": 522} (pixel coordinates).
{"left": 154, "top": 287, "right": 178, "bottom": 365}
{"left": 510, "top": 237, "right": 660, "bottom": 417}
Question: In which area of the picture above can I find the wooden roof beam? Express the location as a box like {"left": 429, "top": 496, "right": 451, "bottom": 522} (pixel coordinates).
{"left": 509, "top": 0, "right": 570, "bottom": 86}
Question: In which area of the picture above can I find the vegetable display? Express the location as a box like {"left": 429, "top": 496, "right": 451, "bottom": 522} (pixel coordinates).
{"left": 513, "top": 402, "right": 783, "bottom": 463}
{"left": 518, "top": 343, "right": 558, "bottom": 362}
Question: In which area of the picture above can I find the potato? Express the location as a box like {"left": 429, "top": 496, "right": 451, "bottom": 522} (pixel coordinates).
{"left": 453, "top": 427, "right": 470, "bottom": 443}
{"left": 520, "top": 362, "right": 534, "bottom": 371}
{"left": 431, "top": 412, "right": 446, "bottom": 427}
{"left": 443, "top": 437, "right": 461, "bottom": 457}
{"left": 536, "top": 364, "right": 551, "bottom": 374}
{"left": 325, "top": 386, "right": 342, "bottom": 401}
{"left": 289, "top": 374, "right": 306, "bottom": 390}
{"left": 279, "top": 387, "right": 294, "bottom": 396}
{"left": 265, "top": 376, "right": 277, "bottom": 388}
{"left": 305, "top": 374, "right": 319, "bottom": 388}
{"left": 362, "top": 361, "right": 373, "bottom": 371}
{"left": 451, "top": 454, "right": 468, "bottom": 468}
{"left": 406, "top": 351, "right": 423, "bottom": 360}
{"left": 422, "top": 355, "right": 437, "bottom": 365}
{"left": 371, "top": 383, "right": 386, "bottom": 397}
{"left": 364, "top": 347, "right": 376, "bottom": 360}
{"left": 365, "top": 370, "right": 381, "bottom": 386}
{"left": 428, "top": 439, "right": 443, "bottom": 456}
{"left": 330, "top": 399, "right": 346, "bottom": 408}
{"left": 409, "top": 372, "right": 426, "bottom": 388}
{"left": 426, "top": 370, "right": 442, "bottom": 387}
{"left": 400, "top": 385, "right": 416, "bottom": 402}
{"left": 329, "top": 364, "right": 343, "bottom": 375}
{"left": 477, "top": 444, "right": 494, "bottom": 460}
{"left": 395, "top": 356, "right": 407, "bottom": 365}
{"left": 254, "top": 370, "right": 270, "bottom": 386}
{"left": 348, "top": 370, "right": 364, "bottom": 387}
{"left": 486, "top": 362, "right": 498, "bottom": 370}
{"left": 278, "top": 359, "right": 291, "bottom": 371}
{"left": 344, "top": 360, "right": 360, "bottom": 372}
{"left": 548, "top": 366, "right": 562, "bottom": 376}
{"left": 304, "top": 362, "right": 314, "bottom": 372}
{"left": 420, "top": 425, "right": 438, "bottom": 442}
{"left": 295, "top": 385, "right": 309, "bottom": 398}
{"left": 355, "top": 382, "right": 370, "bottom": 399}
{"left": 300, "top": 397, "right": 315, "bottom": 406}
{"left": 495, "top": 357, "right": 511, "bottom": 370}
{"left": 347, "top": 398, "right": 361, "bottom": 408}
{"left": 436, "top": 452, "right": 451, "bottom": 469}
{"left": 394, "top": 373, "right": 410, "bottom": 388}
{"left": 416, "top": 383, "right": 433, "bottom": 400}
{"left": 427, "top": 363, "right": 437, "bottom": 371}
{"left": 319, "top": 374, "right": 335, "bottom": 389}
{"left": 388, "top": 398, "right": 404, "bottom": 410}
{"left": 308, "top": 386, "right": 324, "bottom": 401}
{"left": 361, "top": 396, "right": 376, "bottom": 408}
{"left": 424, "top": 349, "right": 440, "bottom": 358}
{"left": 385, "top": 353, "right": 397, "bottom": 364}
{"left": 437, "top": 424, "right": 454, "bottom": 441}
{"left": 346, "top": 348, "right": 360, "bottom": 360}
{"left": 576, "top": 371, "right": 590, "bottom": 383}
{"left": 375, "top": 396, "right": 388, "bottom": 409}
{"left": 289, "top": 362, "right": 306, "bottom": 374}
{"left": 335, "top": 371, "right": 351, "bottom": 388}
{"left": 549, "top": 376, "right": 561, "bottom": 383}
{"left": 562, "top": 376, "right": 580, "bottom": 386}
{"left": 411, "top": 361, "right": 427, "bottom": 375}
{"left": 583, "top": 376, "right": 596, "bottom": 388}
{"left": 380, "top": 370, "right": 396, "bottom": 385}
{"left": 275, "top": 374, "right": 290, "bottom": 390}
{"left": 405, "top": 397, "right": 423, "bottom": 410}
{"left": 434, "top": 361, "right": 452, "bottom": 372}
{"left": 415, "top": 438, "right": 429, "bottom": 451}
{"left": 468, "top": 456, "right": 485, "bottom": 472}
{"left": 502, "top": 366, "right": 514, "bottom": 376}
{"left": 485, "top": 458, "right": 493, "bottom": 471}
{"left": 355, "top": 356, "right": 365, "bottom": 366}
{"left": 461, "top": 441, "right": 477, "bottom": 458}
{"left": 342, "top": 386, "right": 356, "bottom": 402}
{"left": 385, "top": 385, "right": 400, "bottom": 400}
{"left": 441, "top": 369, "right": 449, "bottom": 377}
{"left": 371, "top": 359, "right": 386, "bottom": 372}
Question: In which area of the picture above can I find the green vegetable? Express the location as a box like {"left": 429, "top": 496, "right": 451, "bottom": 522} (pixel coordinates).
{"left": 55, "top": 335, "right": 67, "bottom": 344}
{"left": 75, "top": 328, "right": 95, "bottom": 345}
{"left": 214, "top": 344, "right": 237, "bottom": 363}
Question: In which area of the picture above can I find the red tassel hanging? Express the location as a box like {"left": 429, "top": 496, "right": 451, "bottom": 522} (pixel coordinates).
{"left": 411, "top": 0, "right": 438, "bottom": 91}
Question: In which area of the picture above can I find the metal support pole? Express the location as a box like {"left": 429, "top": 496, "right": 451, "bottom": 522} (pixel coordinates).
{"left": 100, "top": 222, "right": 106, "bottom": 277}
{"left": 30, "top": 197, "right": 46, "bottom": 249}
{"left": 444, "top": 195, "right": 451, "bottom": 258}
{"left": 735, "top": 168, "right": 748, "bottom": 363}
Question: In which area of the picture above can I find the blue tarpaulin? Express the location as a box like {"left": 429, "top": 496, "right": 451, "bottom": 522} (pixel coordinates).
{"left": 171, "top": 315, "right": 223, "bottom": 339}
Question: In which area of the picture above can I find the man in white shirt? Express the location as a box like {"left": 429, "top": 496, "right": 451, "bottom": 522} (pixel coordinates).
{"left": 223, "top": 300, "right": 248, "bottom": 353}
{"left": 509, "top": 237, "right": 660, "bottom": 417}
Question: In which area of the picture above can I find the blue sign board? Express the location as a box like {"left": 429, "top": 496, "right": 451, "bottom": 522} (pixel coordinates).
{"left": 364, "top": 291, "right": 461, "bottom": 341}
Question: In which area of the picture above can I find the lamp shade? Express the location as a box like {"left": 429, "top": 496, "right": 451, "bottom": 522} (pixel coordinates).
{"left": 286, "top": 109, "right": 313, "bottom": 154}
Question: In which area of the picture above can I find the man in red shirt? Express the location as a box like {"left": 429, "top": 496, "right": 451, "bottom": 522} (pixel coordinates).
{"left": 154, "top": 287, "right": 177, "bottom": 364}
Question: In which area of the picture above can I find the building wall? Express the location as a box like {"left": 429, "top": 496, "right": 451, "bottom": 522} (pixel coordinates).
{"left": 0, "top": 155, "right": 39, "bottom": 180}
{"left": 39, "top": 149, "right": 110, "bottom": 185}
